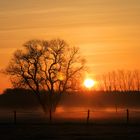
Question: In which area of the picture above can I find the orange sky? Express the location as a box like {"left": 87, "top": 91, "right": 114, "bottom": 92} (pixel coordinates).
{"left": 0, "top": 0, "right": 140, "bottom": 93}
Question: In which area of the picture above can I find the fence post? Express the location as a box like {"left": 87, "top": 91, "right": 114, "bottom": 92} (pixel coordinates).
{"left": 87, "top": 110, "right": 90, "bottom": 124}
{"left": 49, "top": 109, "right": 52, "bottom": 124}
{"left": 115, "top": 105, "right": 118, "bottom": 113}
{"left": 14, "top": 110, "right": 17, "bottom": 125}
{"left": 126, "top": 109, "right": 129, "bottom": 124}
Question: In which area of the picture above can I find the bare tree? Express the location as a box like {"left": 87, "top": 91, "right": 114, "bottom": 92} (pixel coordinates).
{"left": 111, "top": 71, "right": 117, "bottom": 91}
{"left": 102, "top": 74, "right": 110, "bottom": 91}
{"left": 134, "top": 70, "right": 140, "bottom": 91}
{"left": 5, "top": 39, "right": 85, "bottom": 120}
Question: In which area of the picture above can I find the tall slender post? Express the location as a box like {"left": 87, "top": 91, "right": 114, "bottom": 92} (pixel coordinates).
{"left": 87, "top": 110, "right": 90, "bottom": 124}
{"left": 126, "top": 109, "right": 129, "bottom": 124}
{"left": 115, "top": 105, "right": 118, "bottom": 113}
{"left": 49, "top": 108, "right": 52, "bottom": 124}
{"left": 14, "top": 110, "right": 17, "bottom": 125}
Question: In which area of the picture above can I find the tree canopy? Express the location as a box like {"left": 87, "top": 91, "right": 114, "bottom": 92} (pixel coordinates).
{"left": 5, "top": 39, "right": 86, "bottom": 114}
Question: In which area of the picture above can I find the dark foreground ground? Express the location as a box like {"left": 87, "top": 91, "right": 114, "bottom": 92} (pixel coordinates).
{"left": 1, "top": 123, "right": 140, "bottom": 140}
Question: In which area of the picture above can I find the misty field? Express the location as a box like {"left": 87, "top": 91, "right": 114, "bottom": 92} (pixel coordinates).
{"left": 1, "top": 107, "right": 140, "bottom": 139}
{"left": 1, "top": 107, "right": 140, "bottom": 124}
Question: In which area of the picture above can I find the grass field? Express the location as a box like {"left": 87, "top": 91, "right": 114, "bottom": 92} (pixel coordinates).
{"left": 1, "top": 123, "right": 140, "bottom": 140}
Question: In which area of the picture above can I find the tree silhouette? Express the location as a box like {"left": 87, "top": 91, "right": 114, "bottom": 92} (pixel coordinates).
{"left": 5, "top": 39, "right": 86, "bottom": 120}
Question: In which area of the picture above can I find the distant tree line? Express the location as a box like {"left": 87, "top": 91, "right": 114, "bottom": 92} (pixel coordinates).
{"left": 96, "top": 70, "right": 140, "bottom": 92}
{"left": 1, "top": 88, "right": 140, "bottom": 109}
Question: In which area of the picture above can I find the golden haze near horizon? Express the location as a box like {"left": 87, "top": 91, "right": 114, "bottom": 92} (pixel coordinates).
{"left": 0, "top": 0, "right": 140, "bottom": 93}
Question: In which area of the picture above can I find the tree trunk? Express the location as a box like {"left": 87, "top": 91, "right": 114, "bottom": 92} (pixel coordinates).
{"left": 36, "top": 93, "right": 48, "bottom": 114}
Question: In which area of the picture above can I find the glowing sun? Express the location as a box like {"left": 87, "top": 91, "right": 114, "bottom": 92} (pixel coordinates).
{"left": 84, "top": 78, "right": 95, "bottom": 88}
